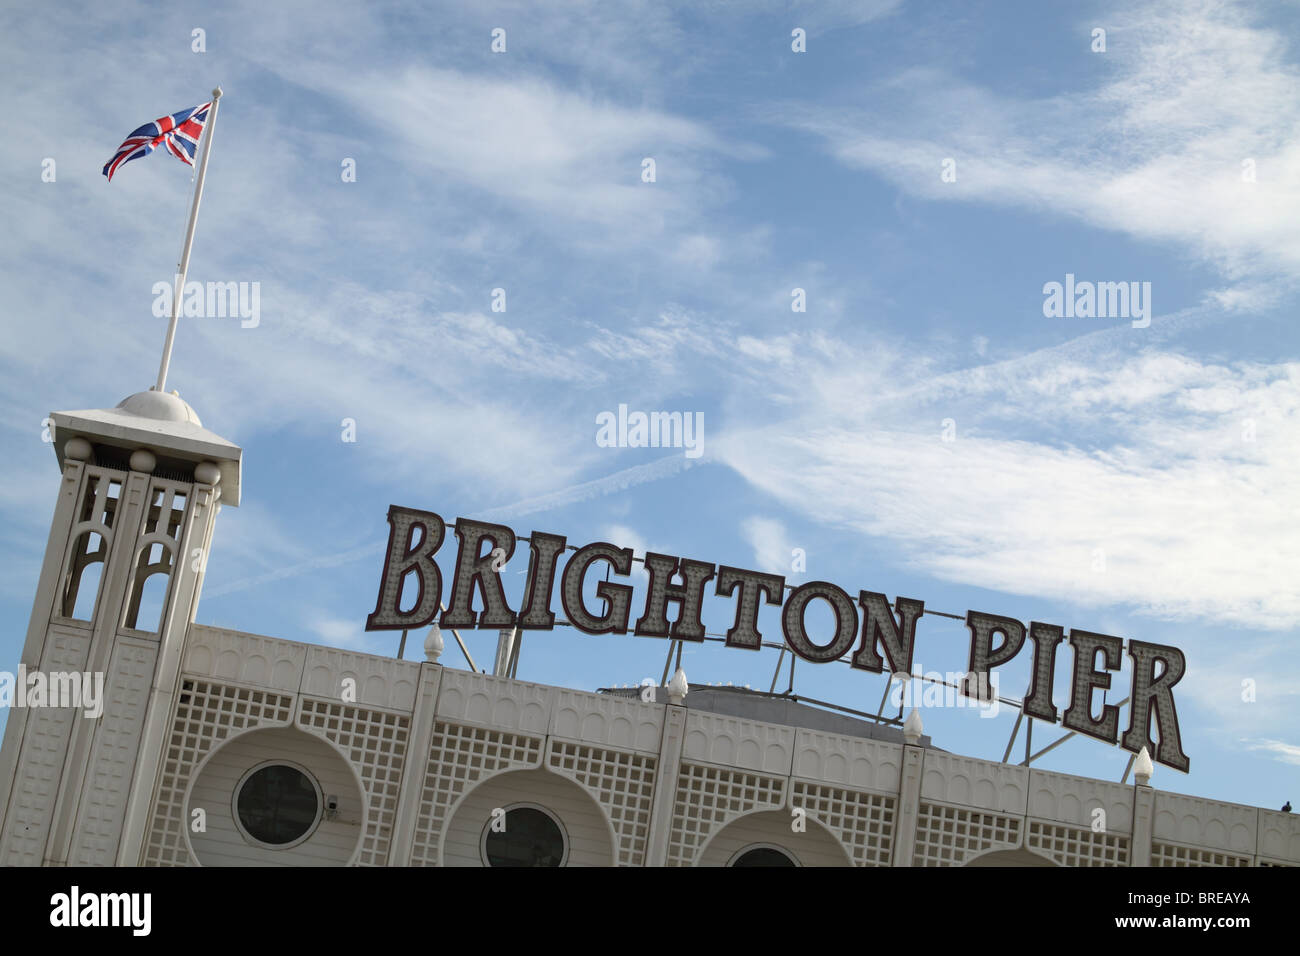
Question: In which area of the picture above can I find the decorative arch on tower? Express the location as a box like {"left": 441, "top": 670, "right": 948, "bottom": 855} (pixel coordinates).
{"left": 122, "top": 479, "right": 189, "bottom": 632}
{"left": 59, "top": 468, "right": 122, "bottom": 621}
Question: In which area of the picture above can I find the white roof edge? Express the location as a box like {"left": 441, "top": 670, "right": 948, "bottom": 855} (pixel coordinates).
{"left": 50, "top": 407, "right": 243, "bottom": 507}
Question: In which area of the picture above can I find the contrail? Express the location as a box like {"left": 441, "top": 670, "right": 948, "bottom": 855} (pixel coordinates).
{"left": 477, "top": 453, "right": 706, "bottom": 522}
{"left": 868, "top": 296, "right": 1228, "bottom": 412}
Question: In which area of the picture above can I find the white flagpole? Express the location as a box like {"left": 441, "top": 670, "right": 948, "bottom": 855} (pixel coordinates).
{"left": 154, "top": 86, "right": 223, "bottom": 394}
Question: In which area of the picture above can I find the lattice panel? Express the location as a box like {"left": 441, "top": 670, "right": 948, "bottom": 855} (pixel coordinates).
{"left": 666, "top": 762, "right": 787, "bottom": 867}
{"left": 791, "top": 780, "right": 895, "bottom": 867}
{"left": 1027, "top": 819, "right": 1129, "bottom": 867}
{"left": 547, "top": 740, "right": 656, "bottom": 866}
{"left": 143, "top": 680, "right": 293, "bottom": 866}
{"left": 912, "top": 802, "right": 1021, "bottom": 867}
{"left": 409, "top": 720, "right": 543, "bottom": 866}
{"left": 298, "top": 698, "right": 409, "bottom": 866}
{"left": 1151, "top": 841, "right": 1252, "bottom": 867}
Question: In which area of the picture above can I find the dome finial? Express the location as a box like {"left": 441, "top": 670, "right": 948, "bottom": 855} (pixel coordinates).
{"left": 668, "top": 667, "right": 688, "bottom": 704}
{"left": 116, "top": 389, "right": 202, "bottom": 425}
{"left": 903, "top": 708, "right": 924, "bottom": 745}
{"left": 424, "top": 624, "right": 444, "bottom": 663}
{"left": 1133, "top": 747, "right": 1154, "bottom": 785}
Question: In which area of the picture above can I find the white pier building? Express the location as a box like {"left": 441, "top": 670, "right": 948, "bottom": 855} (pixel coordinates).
{"left": 1, "top": 391, "right": 1296, "bottom": 867}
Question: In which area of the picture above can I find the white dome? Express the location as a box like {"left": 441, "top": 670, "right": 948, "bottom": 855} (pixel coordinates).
{"left": 115, "top": 389, "right": 202, "bottom": 426}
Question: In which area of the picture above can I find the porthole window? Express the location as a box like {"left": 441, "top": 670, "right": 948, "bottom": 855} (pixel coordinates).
{"left": 233, "top": 761, "right": 322, "bottom": 849}
{"left": 729, "top": 844, "right": 799, "bottom": 867}
{"left": 480, "top": 804, "right": 568, "bottom": 867}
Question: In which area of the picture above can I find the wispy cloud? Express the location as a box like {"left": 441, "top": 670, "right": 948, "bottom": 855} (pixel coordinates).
{"left": 602, "top": 523, "right": 649, "bottom": 560}
{"left": 1245, "top": 738, "right": 1300, "bottom": 768}
{"left": 740, "top": 516, "right": 796, "bottom": 576}
{"left": 768, "top": 0, "right": 1300, "bottom": 278}
{"left": 277, "top": 62, "right": 765, "bottom": 241}
{"left": 715, "top": 316, "right": 1300, "bottom": 630}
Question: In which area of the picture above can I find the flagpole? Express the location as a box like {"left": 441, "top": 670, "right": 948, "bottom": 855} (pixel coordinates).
{"left": 154, "top": 86, "right": 223, "bottom": 394}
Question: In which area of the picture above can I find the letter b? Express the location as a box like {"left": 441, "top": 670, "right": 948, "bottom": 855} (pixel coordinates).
{"left": 365, "top": 507, "right": 446, "bottom": 630}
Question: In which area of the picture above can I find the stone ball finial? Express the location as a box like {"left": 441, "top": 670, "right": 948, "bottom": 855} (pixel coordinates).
{"left": 194, "top": 461, "right": 221, "bottom": 485}
{"left": 668, "top": 667, "right": 688, "bottom": 704}
{"left": 903, "top": 708, "right": 924, "bottom": 745}
{"left": 1134, "top": 746, "right": 1154, "bottom": 786}
{"left": 64, "top": 436, "right": 93, "bottom": 461}
{"left": 129, "top": 448, "right": 157, "bottom": 473}
{"left": 424, "top": 624, "right": 444, "bottom": 663}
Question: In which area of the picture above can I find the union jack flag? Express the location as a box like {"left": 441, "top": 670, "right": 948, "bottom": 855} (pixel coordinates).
{"left": 102, "top": 102, "right": 211, "bottom": 182}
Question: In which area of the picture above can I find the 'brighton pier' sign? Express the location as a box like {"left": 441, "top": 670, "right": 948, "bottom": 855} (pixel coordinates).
{"left": 365, "top": 507, "right": 1190, "bottom": 772}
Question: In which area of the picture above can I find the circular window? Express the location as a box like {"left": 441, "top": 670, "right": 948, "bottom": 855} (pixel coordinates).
{"left": 729, "top": 844, "right": 799, "bottom": 867}
{"left": 233, "top": 761, "right": 322, "bottom": 848}
{"left": 481, "top": 804, "right": 568, "bottom": 867}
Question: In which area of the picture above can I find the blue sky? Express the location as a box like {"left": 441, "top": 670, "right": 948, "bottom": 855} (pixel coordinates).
{"left": 1, "top": 0, "right": 1297, "bottom": 809}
